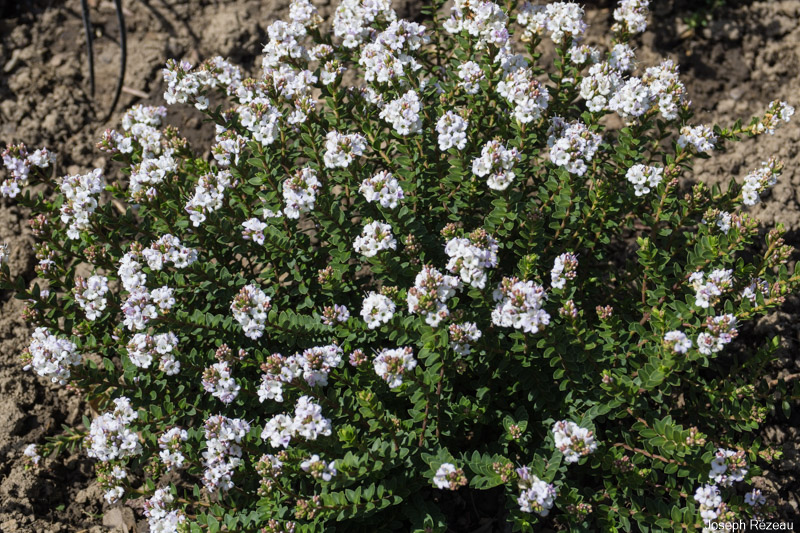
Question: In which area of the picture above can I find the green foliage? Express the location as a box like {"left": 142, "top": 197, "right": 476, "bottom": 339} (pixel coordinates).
{"left": 1, "top": 1, "right": 797, "bottom": 532}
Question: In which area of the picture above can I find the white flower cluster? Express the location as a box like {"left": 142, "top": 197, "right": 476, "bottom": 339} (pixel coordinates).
{"left": 239, "top": 98, "right": 282, "bottom": 145}
{"left": 741, "top": 278, "right": 770, "bottom": 302}
{"left": 116, "top": 104, "right": 168, "bottom": 156}
{"left": 697, "top": 314, "right": 738, "bottom": 356}
{"left": 472, "top": 140, "right": 521, "bottom": 191}
{"left": 677, "top": 125, "right": 717, "bottom": 154}
{"left": 361, "top": 292, "right": 396, "bottom": 329}
{"left": 242, "top": 217, "right": 268, "bottom": 245}
{"left": 263, "top": 19, "right": 308, "bottom": 70}
{"left": 1, "top": 144, "right": 55, "bottom": 198}
{"left": 126, "top": 331, "right": 179, "bottom": 370}
{"left": 445, "top": 229, "right": 499, "bottom": 289}
{"left": 373, "top": 346, "right": 417, "bottom": 388}
{"left": 436, "top": 111, "right": 468, "bottom": 151}
{"left": 143, "top": 234, "right": 198, "bottom": 270}
{"left": 517, "top": 1, "right": 587, "bottom": 43}
{"left": 258, "top": 345, "right": 344, "bottom": 393}
{"left": 212, "top": 127, "right": 247, "bottom": 168}
{"left": 663, "top": 330, "right": 692, "bottom": 354}
{"left": 496, "top": 67, "right": 551, "bottom": 123}
{"left": 333, "top": 0, "right": 396, "bottom": 49}
{"left": 552, "top": 420, "right": 598, "bottom": 463}
{"left": 163, "top": 56, "right": 243, "bottom": 108}
{"left": 23, "top": 327, "right": 81, "bottom": 385}
{"left": 745, "top": 489, "right": 766, "bottom": 507}
{"left": 121, "top": 287, "right": 158, "bottom": 331}
{"left": 358, "top": 19, "right": 428, "bottom": 85}
{"left": 74, "top": 274, "right": 109, "bottom": 321}
{"left": 516, "top": 466, "right": 557, "bottom": 516}
{"left": 231, "top": 284, "right": 273, "bottom": 340}
{"left": 550, "top": 252, "right": 578, "bottom": 290}
{"left": 129, "top": 151, "right": 177, "bottom": 201}
{"left": 85, "top": 397, "right": 142, "bottom": 462}
{"left": 104, "top": 476, "right": 126, "bottom": 505}
{"left": 709, "top": 448, "right": 748, "bottom": 487}
{"left": 432, "top": 463, "right": 467, "bottom": 490}
{"left": 760, "top": 100, "right": 795, "bottom": 135}
{"left": 321, "top": 304, "right": 350, "bottom": 326}
{"left": 158, "top": 427, "right": 189, "bottom": 471}
{"left": 407, "top": 265, "right": 461, "bottom": 327}
{"left": 118, "top": 250, "right": 147, "bottom": 292}
{"left": 284, "top": 167, "right": 321, "bottom": 218}
{"left": 360, "top": 171, "right": 404, "bottom": 209}
{"left": 353, "top": 220, "right": 397, "bottom": 257}
{"left": 185, "top": 169, "right": 235, "bottom": 226}
{"left": 301, "top": 454, "right": 338, "bottom": 481}
{"left": 261, "top": 395, "right": 332, "bottom": 448}
{"left": 625, "top": 164, "right": 664, "bottom": 196}
{"left": 324, "top": 130, "right": 367, "bottom": 169}
{"left": 58, "top": 168, "right": 105, "bottom": 239}
{"left": 458, "top": 61, "right": 484, "bottom": 94}
{"left": 151, "top": 286, "right": 175, "bottom": 311}
{"left": 612, "top": 0, "right": 650, "bottom": 34}
{"left": 547, "top": 117, "right": 601, "bottom": 176}
{"left": 580, "top": 61, "right": 623, "bottom": 112}
{"left": 0, "top": 242, "right": 8, "bottom": 267}
{"left": 491, "top": 277, "right": 551, "bottom": 334}
{"left": 444, "top": 0, "right": 510, "bottom": 47}
{"left": 380, "top": 90, "right": 423, "bottom": 136}
{"left": 202, "top": 361, "right": 241, "bottom": 404}
{"left": 641, "top": 60, "right": 687, "bottom": 121}
{"left": 694, "top": 484, "right": 723, "bottom": 524}
{"left": 203, "top": 415, "right": 251, "bottom": 491}
{"left": 449, "top": 322, "right": 482, "bottom": 356}
{"left": 741, "top": 158, "right": 781, "bottom": 206}
{"left": 143, "top": 488, "right": 186, "bottom": 533}
{"left": 23, "top": 444, "right": 41, "bottom": 467}
{"left": 690, "top": 269, "right": 733, "bottom": 309}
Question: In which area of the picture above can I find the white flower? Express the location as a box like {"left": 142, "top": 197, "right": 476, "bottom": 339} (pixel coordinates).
{"left": 379, "top": 90, "right": 423, "bottom": 136}
{"left": 323, "top": 130, "right": 367, "bottom": 169}
{"left": 491, "top": 277, "right": 551, "bottom": 334}
{"left": 612, "top": 0, "right": 650, "bottom": 35}
{"left": 625, "top": 164, "right": 664, "bottom": 196}
{"left": 445, "top": 229, "right": 498, "bottom": 289}
{"left": 496, "top": 67, "right": 550, "bottom": 123}
{"left": 373, "top": 347, "right": 416, "bottom": 388}
{"left": 663, "top": 331, "right": 692, "bottom": 354}
{"left": 353, "top": 220, "right": 397, "bottom": 257}
{"left": 472, "top": 140, "right": 520, "bottom": 191}
{"left": 677, "top": 125, "right": 717, "bottom": 154}
{"left": 231, "top": 284, "right": 272, "bottom": 339}
{"left": 74, "top": 274, "right": 109, "bottom": 321}
{"left": 58, "top": 168, "right": 105, "bottom": 239}
{"left": 361, "top": 292, "right": 396, "bottom": 329}
{"left": 547, "top": 117, "right": 601, "bottom": 176}
{"left": 436, "top": 111, "right": 468, "bottom": 151}
{"left": 552, "top": 420, "right": 598, "bottom": 463}
{"left": 741, "top": 158, "right": 781, "bottom": 207}
{"left": 24, "top": 327, "right": 81, "bottom": 385}
{"left": 283, "top": 167, "right": 321, "bottom": 219}
{"left": 407, "top": 265, "right": 461, "bottom": 327}
{"left": 360, "top": 171, "right": 404, "bottom": 208}
{"left": 458, "top": 61, "right": 484, "bottom": 94}
{"left": 516, "top": 466, "right": 557, "bottom": 516}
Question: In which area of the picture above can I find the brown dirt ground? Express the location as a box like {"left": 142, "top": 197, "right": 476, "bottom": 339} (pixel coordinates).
{"left": 0, "top": 1, "right": 798, "bottom": 531}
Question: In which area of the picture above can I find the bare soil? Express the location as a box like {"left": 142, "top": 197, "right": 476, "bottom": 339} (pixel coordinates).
{"left": 0, "top": 1, "right": 798, "bottom": 531}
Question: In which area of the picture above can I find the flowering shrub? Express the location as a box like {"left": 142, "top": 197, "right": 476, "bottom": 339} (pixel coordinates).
{"left": 2, "top": 0, "right": 798, "bottom": 531}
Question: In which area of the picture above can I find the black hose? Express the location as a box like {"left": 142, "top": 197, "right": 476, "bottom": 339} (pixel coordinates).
{"left": 102, "top": 0, "right": 127, "bottom": 122}
{"left": 80, "top": 0, "right": 95, "bottom": 97}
